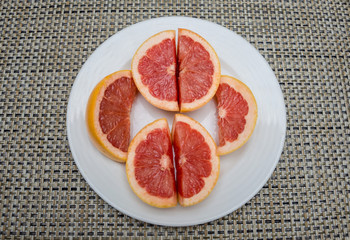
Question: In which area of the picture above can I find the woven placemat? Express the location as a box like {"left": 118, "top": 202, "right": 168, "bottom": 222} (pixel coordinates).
{"left": 1, "top": 0, "right": 349, "bottom": 238}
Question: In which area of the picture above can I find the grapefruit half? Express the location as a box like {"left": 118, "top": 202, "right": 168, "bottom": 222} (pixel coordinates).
{"left": 216, "top": 75, "right": 258, "bottom": 155}
{"left": 178, "top": 28, "right": 221, "bottom": 112}
{"left": 126, "top": 118, "right": 177, "bottom": 208}
{"left": 86, "top": 70, "right": 137, "bottom": 162}
{"left": 131, "top": 30, "right": 179, "bottom": 111}
{"left": 172, "top": 114, "right": 220, "bottom": 207}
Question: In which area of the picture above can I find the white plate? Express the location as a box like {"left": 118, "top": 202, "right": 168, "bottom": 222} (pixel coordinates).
{"left": 66, "top": 17, "right": 286, "bottom": 226}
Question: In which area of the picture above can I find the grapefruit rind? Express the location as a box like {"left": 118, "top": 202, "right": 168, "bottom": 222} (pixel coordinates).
{"left": 86, "top": 70, "right": 134, "bottom": 162}
{"left": 178, "top": 28, "right": 221, "bottom": 112}
{"left": 171, "top": 114, "right": 220, "bottom": 207}
{"left": 217, "top": 75, "right": 258, "bottom": 155}
{"left": 131, "top": 30, "right": 179, "bottom": 112}
{"left": 126, "top": 118, "right": 177, "bottom": 208}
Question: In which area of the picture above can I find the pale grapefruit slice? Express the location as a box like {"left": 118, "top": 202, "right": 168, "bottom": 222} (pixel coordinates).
{"left": 131, "top": 30, "right": 179, "bottom": 111}
{"left": 126, "top": 119, "right": 177, "bottom": 208}
{"left": 178, "top": 28, "right": 221, "bottom": 112}
{"left": 216, "top": 75, "right": 258, "bottom": 155}
{"left": 171, "top": 114, "right": 220, "bottom": 207}
{"left": 86, "top": 70, "right": 137, "bottom": 162}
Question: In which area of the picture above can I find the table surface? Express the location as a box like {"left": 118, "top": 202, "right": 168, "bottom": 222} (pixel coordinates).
{"left": 1, "top": 0, "right": 349, "bottom": 238}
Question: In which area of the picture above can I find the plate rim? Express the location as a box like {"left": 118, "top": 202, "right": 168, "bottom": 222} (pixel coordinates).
{"left": 66, "top": 16, "right": 286, "bottom": 227}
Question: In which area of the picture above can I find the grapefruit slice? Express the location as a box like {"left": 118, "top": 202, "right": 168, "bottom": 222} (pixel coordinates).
{"left": 131, "top": 30, "right": 179, "bottom": 111}
{"left": 126, "top": 119, "right": 177, "bottom": 208}
{"left": 86, "top": 70, "right": 137, "bottom": 162}
{"left": 171, "top": 114, "right": 220, "bottom": 207}
{"left": 178, "top": 28, "right": 221, "bottom": 112}
{"left": 216, "top": 75, "right": 258, "bottom": 155}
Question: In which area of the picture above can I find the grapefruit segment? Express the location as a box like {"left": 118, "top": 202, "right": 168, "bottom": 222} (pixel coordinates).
{"left": 178, "top": 29, "right": 221, "bottom": 112}
{"left": 216, "top": 76, "right": 258, "bottom": 155}
{"left": 126, "top": 119, "right": 177, "bottom": 208}
{"left": 171, "top": 114, "right": 220, "bottom": 207}
{"left": 131, "top": 30, "right": 179, "bottom": 111}
{"left": 86, "top": 70, "right": 137, "bottom": 162}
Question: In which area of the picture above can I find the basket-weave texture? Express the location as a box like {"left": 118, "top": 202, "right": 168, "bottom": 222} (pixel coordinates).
{"left": 0, "top": 0, "right": 349, "bottom": 238}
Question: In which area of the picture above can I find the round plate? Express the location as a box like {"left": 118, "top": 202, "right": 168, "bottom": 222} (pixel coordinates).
{"left": 66, "top": 17, "right": 286, "bottom": 226}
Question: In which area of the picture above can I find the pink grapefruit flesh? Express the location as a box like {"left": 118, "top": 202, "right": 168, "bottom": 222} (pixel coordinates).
{"left": 86, "top": 70, "right": 137, "bottom": 162}
{"left": 126, "top": 119, "right": 177, "bottom": 208}
{"left": 216, "top": 75, "right": 258, "bottom": 155}
{"left": 172, "top": 114, "right": 220, "bottom": 207}
{"left": 131, "top": 30, "right": 179, "bottom": 111}
{"left": 177, "top": 28, "right": 221, "bottom": 112}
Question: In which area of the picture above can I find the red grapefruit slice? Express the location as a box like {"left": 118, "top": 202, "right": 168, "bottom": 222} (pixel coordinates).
{"left": 126, "top": 119, "right": 177, "bottom": 208}
{"left": 178, "top": 28, "right": 221, "bottom": 112}
{"left": 131, "top": 30, "right": 179, "bottom": 111}
{"left": 172, "top": 114, "right": 220, "bottom": 207}
{"left": 216, "top": 75, "right": 258, "bottom": 155}
{"left": 86, "top": 70, "right": 137, "bottom": 162}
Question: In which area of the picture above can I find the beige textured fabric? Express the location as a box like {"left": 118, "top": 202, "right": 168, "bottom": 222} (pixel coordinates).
{"left": 0, "top": 0, "right": 349, "bottom": 238}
